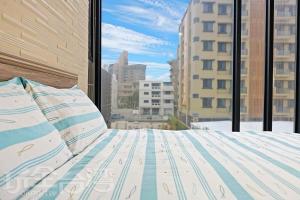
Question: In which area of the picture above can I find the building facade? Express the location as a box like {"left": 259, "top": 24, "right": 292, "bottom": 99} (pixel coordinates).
{"left": 139, "top": 80, "right": 174, "bottom": 120}
{"left": 101, "top": 68, "right": 112, "bottom": 126}
{"left": 169, "top": 59, "right": 180, "bottom": 117}
{"left": 176, "top": 0, "right": 296, "bottom": 125}
{"left": 109, "top": 51, "right": 146, "bottom": 109}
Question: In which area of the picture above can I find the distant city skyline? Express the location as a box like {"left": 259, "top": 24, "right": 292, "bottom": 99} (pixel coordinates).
{"left": 101, "top": 0, "right": 189, "bottom": 81}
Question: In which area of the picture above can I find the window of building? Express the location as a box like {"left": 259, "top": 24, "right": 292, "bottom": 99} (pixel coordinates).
{"left": 164, "top": 91, "right": 172, "bottom": 95}
{"left": 218, "top": 80, "right": 227, "bottom": 89}
{"left": 218, "top": 61, "right": 227, "bottom": 71}
{"left": 193, "top": 0, "right": 200, "bottom": 4}
{"left": 193, "top": 74, "right": 199, "bottom": 79}
{"left": 203, "top": 40, "right": 213, "bottom": 51}
{"left": 144, "top": 92, "right": 149, "bottom": 95}
{"left": 164, "top": 100, "right": 172, "bottom": 104}
{"left": 203, "top": 79, "right": 213, "bottom": 89}
{"left": 193, "top": 55, "right": 200, "bottom": 61}
{"left": 144, "top": 84, "right": 149, "bottom": 87}
{"left": 288, "top": 99, "right": 295, "bottom": 108}
{"left": 218, "top": 23, "right": 228, "bottom": 34}
{"left": 193, "top": 36, "right": 200, "bottom": 42}
{"left": 203, "top": 2, "right": 214, "bottom": 13}
{"left": 193, "top": 17, "right": 200, "bottom": 23}
{"left": 218, "top": 42, "right": 227, "bottom": 52}
{"left": 144, "top": 100, "right": 149, "bottom": 103}
{"left": 217, "top": 98, "right": 226, "bottom": 108}
{"left": 193, "top": 94, "right": 199, "bottom": 98}
{"left": 288, "top": 80, "right": 295, "bottom": 90}
{"left": 218, "top": 4, "right": 229, "bottom": 15}
{"left": 203, "top": 60, "right": 213, "bottom": 70}
{"left": 203, "top": 21, "right": 214, "bottom": 32}
{"left": 202, "top": 97, "right": 213, "bottom": 108}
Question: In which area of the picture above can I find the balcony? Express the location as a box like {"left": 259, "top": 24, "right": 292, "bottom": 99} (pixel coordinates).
{"left": 275, "top": 68, "right": 293, "bottom": 76}
{"left": 275, "top": 87, "right": 289, "bottom": 94}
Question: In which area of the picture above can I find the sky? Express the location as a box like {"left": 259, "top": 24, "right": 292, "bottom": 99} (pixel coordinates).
{"left": 101, "top": 0, "right": 189, "bottom": 81}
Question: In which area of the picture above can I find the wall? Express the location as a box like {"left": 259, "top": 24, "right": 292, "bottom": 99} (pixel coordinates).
{"left": 0, "top": 0, "right": 89, "bottom": 92}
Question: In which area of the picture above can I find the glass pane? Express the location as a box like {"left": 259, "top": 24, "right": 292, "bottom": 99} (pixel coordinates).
{"left": 101, "top": 0, "right": 189, "bottom": 129}
{"left": 240, "top": 0, "right": 265, "bottom": 131}
{"left": 273, "top": 0, "right": 296, "bottom": 132}
{"left": 101, "top": 0, "right": 233, "bottom": 130}
{"left": 184, "top": 0, "right": 233, "bottom": 131}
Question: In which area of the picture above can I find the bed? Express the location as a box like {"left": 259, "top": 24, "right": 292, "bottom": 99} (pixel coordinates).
{"left": 1, "top": 56, "right": 300, "bottom": 200}
{"left": 19, "top": 129, "right": 300, "bottom": 200}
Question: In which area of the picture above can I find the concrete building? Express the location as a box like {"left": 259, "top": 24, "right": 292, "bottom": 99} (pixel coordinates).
{"left": 108, "top": 51, "right": 146, "bottom": 109}
{"left": 101, "top": 68, "right": 112, "bottom": 126}
{"left": 176, "top": 0, "right": 296, "bottom": 125}
{"left": 139, "top": 80, "right": 174, "bottom": 120}
{"left": 111, "top": 74, "right": 118, "bottom": 113}
{"left": 169, "top": 59, "right": 180, "bottom": 117}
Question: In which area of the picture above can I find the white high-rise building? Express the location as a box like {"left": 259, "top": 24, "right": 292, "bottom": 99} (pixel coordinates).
{"left": 139, "top": 80, "right": 174, "bottom": 119}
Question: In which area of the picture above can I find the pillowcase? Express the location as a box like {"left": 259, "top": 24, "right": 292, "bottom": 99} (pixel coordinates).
{"left": 24, "top": 78, "right": 108, "bottom": 155}
{"left": 0, "top": 77, "right": 72, "bottom": 199}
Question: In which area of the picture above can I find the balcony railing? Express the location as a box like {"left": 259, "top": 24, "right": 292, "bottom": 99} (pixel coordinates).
{"left": 275, "top": 87, "right": 289, "bottom": 94}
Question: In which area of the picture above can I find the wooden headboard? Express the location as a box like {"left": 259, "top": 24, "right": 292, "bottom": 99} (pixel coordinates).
{"left": 0, "top": 52, "right": 78, "bottom": 88}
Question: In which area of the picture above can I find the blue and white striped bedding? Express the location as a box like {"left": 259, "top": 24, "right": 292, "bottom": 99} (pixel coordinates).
{"left": 20, "top": 129, "right": 300, "bottom": 200}
{"left": 0, "top": 78, "right": 72, "bottom": 199}
{"left": 24, "top": 79, "right": 107, "bottom": 155}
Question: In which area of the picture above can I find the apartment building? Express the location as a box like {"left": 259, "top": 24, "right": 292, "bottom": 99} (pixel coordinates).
{"left": 101, "top": 68, "right": 112, "bottom": 126}
{"left": 108, "top": 51, "right": 146, "bottom": 109}
{"left": 169, "top": 59, "right": 179, "bottom": 116}
{"left": 139, "top": 81, "right": 174, "bottom": 119}
{"left": 176, "top": 0, "right": 296, "bottom": 125}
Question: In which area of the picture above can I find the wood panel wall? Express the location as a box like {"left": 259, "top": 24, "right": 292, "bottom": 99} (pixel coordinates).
{"left": 0, "top": 0, "right": 89, "bottom": 92}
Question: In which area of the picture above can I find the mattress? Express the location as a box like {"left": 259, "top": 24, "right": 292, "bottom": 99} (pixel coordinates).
{"left": 20, "top": 129, "right": 300, "bottom": 200}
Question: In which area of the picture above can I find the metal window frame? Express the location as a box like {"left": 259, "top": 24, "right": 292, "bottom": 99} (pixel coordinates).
{"left": 95, "top": 0, "right": 101, "bottom": 109}
{"left": 295, "top": 0, "right": 300, "bottom": 133}
{"left": 232, "top": 0, "right": 242, "bottom": 132}
{"left": 263, "top": 0, "right": 274, "bottom": 131}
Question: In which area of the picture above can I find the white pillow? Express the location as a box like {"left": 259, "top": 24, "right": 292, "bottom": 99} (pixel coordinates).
{"left": 24, "top": 79, "right": 108, "bottom": 155}
{"left": 0, "top": 77, "right": 72, "bottom": 199}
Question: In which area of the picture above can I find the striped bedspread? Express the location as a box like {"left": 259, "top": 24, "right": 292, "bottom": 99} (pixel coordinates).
{"left": 21, "top": 129, "right": 300, "bottom": 200}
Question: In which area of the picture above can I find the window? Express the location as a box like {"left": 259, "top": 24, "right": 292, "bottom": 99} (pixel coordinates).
{"left": 193, "top": 74, "right": 199, "bottom": 79}
{"left": 203, "top": 2, "right": 214, "bottom": 13}
{"left": 164, "top": 100, "right": 172, "bottom": 104}
{"left": 288, "top": 80, "right": 295, "bottom": 90}
{"left": 203, "top": 79, "right": 213, "bottom": 89}
{"left": 102, "top": 0, "right": 233, "bottom": 130}
{"left": 193, "top": 94, "right": 199, "bottom": 98}
{"left": 217, "top": 98, "right": 226, "bottom": 108}
{"left": 218, "top": 80, "right": 226, "bottom": 89}
{"left": 193, "top": 36, "right": 200, "bottom": 42}
{"left": 218, "top": 61, "right": 227, "bottom": 71}
{"left": 218, "top": 4, "right": 229, "bottom": 15}
{"left": 193, "top": 56, "right": 200, "bottom": 61}
{"left": 203, "top": 40, "right": 213, "bottom": 51}
{"left": 218, "top": 42, "right": 227, "bottom": 52}
{"left": 218, "top": 23, "right": 228, "bottom": 34}
{"left": 203, "top": 60, "right": 213, "bottom": 70}
{"left": 202, "top": 98, "right": 213, "bottom": 108}
{"left": 203, "top": 21, "right": 214, "bottom": 32}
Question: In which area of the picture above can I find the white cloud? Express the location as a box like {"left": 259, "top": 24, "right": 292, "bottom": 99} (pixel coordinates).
{"left": 102, "top": 23, "right": 169, "bottom": 55}
{"left": 101, "top": 58, "right": 171, "bottom": 70}
{"left": 146, "top": 72, "right": 170, "bottom": 81}
{"left": 114, "top": 5, "right": 180, "bottom": 33}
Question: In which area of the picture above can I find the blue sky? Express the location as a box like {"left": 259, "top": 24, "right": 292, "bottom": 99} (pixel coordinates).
{"left": 101, "top": 0, "right": 189, "bottom": 81}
